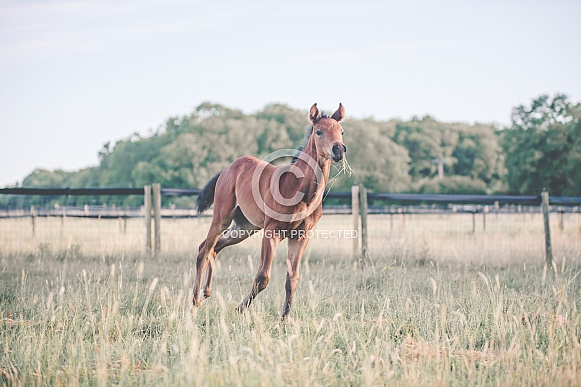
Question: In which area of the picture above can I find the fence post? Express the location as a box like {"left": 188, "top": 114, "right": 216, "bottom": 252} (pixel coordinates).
{"left": 61, "top": 207, "right": 66, "bottom": 239}
{"left": 119, "top": 212, "right": 127, "bottom": 234}
{"left": 144, "top": 185, "right": 152, "bottom": 253}
{"left": 483, "top": 205, "right": 488, "bottom": 232}
{"left": 30, "top": 206, "right": 36, "bottom": 237}
{"left": 351, "top": 185, "right": 360, "bottom": 267}
{"left": 541, "top": 191, "right": 553, "bottom": 270}
{"left": 472, "top": 209, "right": 476, "bottom": 234}
{"left": 153, "top": 183, "right": 162, "bottom": 255}
{"left": 399, "top": 208, "right": 404, "bottom": 229}
{"left": 359, "top": 184, "right": 369, "bottom": 261}
{"left": 558, "top": 206, "right": 564, "bottom": 231}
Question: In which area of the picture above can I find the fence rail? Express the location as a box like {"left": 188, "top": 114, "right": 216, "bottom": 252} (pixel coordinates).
{"left": 2, "top": 187, "right": 581, "bottom": 206}
{"left": 2, "top": 203, "right": 578, "bottom": 219}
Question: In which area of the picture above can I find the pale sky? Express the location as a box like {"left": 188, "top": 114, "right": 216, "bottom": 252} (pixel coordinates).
{"left": 1, "top": 0, "right": 580, "bottom": 187}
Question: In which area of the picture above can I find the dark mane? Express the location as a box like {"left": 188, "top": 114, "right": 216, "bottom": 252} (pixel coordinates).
{"left": 292, "top": 126, "right": 312, "bottom": 163}
{"left": 291, "top": 112, "right": 330, "bottom": 163}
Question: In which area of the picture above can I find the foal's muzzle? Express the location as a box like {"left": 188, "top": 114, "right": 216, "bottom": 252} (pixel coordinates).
{"left": 331, "top": 143, "right": 347, "bottom": 162}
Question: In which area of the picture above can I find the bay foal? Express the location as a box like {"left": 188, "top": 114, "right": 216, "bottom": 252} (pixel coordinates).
{"left": 193, "top": 103, "right": 347, "bottom": 320}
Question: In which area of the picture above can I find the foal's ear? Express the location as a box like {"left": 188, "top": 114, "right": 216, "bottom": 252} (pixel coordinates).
{"left": 331, "top": 103, "right": 345, "bottom": 122}
{"left": 309, "top": 103, "right": 321, "bottom": 123}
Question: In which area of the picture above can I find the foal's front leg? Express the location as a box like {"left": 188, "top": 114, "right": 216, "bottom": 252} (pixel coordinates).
{"left": 192, "top": 232, "right": 221, "bottom": 307}
{"left": 282, "top": 235, "right": 310, "bottom": 321}
{"left": 236, "top": 232, "right": 281, "bottom": 312}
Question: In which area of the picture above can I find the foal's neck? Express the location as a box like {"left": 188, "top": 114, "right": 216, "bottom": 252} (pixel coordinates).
{"left": 292, "top": 134, "right": 331, "bottom": 205}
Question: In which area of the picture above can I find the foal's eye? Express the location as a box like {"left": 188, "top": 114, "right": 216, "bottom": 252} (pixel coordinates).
{"left": 316, "top": 130, "right": 323, "bottom": 136}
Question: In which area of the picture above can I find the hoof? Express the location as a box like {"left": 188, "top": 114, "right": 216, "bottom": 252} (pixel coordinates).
{"left": 235, "top": 296, "right": 252, "bottom": 313}
{"left": 235, "top": 302, "right": 249, "bottom": 313}
{"left": 203, "top": 290, "right": 212, "bottom": 299}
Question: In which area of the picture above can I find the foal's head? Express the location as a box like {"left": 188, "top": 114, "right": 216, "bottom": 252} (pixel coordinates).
{"left": 309, "top": 103, "right": 347, "bottom": 162}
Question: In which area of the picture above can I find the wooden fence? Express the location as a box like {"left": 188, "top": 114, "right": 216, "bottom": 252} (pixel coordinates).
{"left": 1, "top": 186, "right": 580, "bottom": 267}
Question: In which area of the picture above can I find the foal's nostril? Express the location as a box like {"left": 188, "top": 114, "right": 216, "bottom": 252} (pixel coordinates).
{"left": 342, "top": 144, "right": 347, "bottom": 153}
{"left": 332, "top": 144, "right": 341, "bottom": 156}
{"left": 332, "top": 143, "right": 345, "bottom": 161}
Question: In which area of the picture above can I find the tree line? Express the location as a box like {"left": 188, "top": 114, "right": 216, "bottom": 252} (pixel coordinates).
{"left": 4, "top": 94, "right": 580, "bottom": 207}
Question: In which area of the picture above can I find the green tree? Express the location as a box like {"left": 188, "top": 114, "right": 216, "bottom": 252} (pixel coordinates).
{"left": 393, "top": 116, "right": 503, "bottom": 192}
{"left": 565, "top": 117, "right": 581, "bottom": 195}
{"left": 12, "top": 100, "right": 537, "bottom": 205}
{"left": 417, "top": 176, "right": 487, "bottom": 194}
{"left": 336, "top": 119, "right": 410, "bottom": 192}
{"left": 22, "top": 169, "right": 73, "bottom": 187}
{"left": 501, "top": 94, "right": 580, "bottom": 195}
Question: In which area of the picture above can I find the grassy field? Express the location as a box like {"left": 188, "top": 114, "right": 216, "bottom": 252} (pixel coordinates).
{"left": 1, "top": 214, "right": 580, "bottom": 385}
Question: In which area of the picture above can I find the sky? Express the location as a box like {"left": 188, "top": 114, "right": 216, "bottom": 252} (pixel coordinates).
{"left": 1, "top": 0, "right": 580, "bottom": 187}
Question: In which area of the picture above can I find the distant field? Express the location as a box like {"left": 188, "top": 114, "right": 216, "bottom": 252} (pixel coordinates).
{"left": 0, "top": 214, "right": 580, "bottom": 384}
{"left": 1, "top": 212, "right": 579, "bottom": 263}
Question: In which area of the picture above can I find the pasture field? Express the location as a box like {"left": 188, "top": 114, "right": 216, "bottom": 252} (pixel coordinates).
{"left": 0, "top": 214, "right": 580, "bottom": 385}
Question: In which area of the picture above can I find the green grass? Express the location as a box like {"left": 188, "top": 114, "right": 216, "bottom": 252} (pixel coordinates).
{"left": 1, "top": 215, "right": 580, "bottom": 385}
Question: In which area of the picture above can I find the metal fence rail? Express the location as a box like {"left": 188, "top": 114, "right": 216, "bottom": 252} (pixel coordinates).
{"left": 1, "top": 203, "right": 579, "bottom": 219}
{"left": 2, "top": 187, "right": 581, "bottom": 205}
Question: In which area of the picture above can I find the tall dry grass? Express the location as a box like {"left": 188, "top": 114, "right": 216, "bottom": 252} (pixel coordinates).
{"left": 0, "top": 214, "right": 580, "bottom": 385}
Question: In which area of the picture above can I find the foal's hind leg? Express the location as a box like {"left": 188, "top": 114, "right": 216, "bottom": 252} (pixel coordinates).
{"left": 202, "top": 213, "right": 260, "bottom": 298}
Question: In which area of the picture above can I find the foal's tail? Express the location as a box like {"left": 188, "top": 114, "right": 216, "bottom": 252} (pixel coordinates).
{"left": 196, "top": 171, "right": 222, "bottom": 214}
